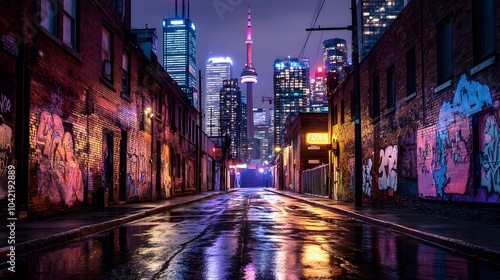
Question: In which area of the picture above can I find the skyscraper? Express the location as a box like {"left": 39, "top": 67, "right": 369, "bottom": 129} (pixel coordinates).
{"left": 220, "top": 78, "right": 245, "bottom": 161}
{"left": 163, "top": 0, "right": 197, "bottom": 104}
{"left": 205, "top": 57, "right": 233, "bottom": 136}
{"left": 323, "top": 38, "right": 348, "bottom": 80}
{"left": 240, "top": 3, "right": 258, "bottom": 161}
{"left": 273, "top": 57, "right": 310, "bottom": 147}
{"left": 310, "top": 67, "right": 328, "bottom": 113}
{"left": 358, "top": 0, "right": 404, "bottom": 59}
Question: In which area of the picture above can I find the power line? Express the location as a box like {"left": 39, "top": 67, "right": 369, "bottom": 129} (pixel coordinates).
{"left": 298, "top": 0, "right": 326, "bottom": 59}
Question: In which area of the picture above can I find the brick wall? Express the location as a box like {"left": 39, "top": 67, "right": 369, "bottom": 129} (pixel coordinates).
{"left": 330, "top": 0, "right": 500, "bottom": 214}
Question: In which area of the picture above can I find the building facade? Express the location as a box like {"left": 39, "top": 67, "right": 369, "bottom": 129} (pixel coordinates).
{"left": 323, "top": 38, "right": 348, "bottom": 81}
{"left": 357, "top": 0, "right": 404, "bottom": 59}
{"left": 162, "top": 17, "right": 197, "bottom": 102}
{"left": 0, "top": 0, "right": 215, "bottom": 220}
{"left": 310, "top": 67, "right": 328, "bottom": 113}
{"left": 273, "top": 57, "right": 310, "bottom": 148}
{"left": 205, "top": 57, "right": 232, "bottom": 136}
{"left": 220, "top": 78, "right": 245, "bottom": 161}
{"left": 329, "top": 0, "right": 500, "bottom": 216}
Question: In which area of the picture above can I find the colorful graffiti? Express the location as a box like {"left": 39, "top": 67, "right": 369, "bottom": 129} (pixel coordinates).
{"left": 348, "top": 157, "right": 355, "bottom": 191}
{"left": 400, "top": 132, "right": 417, "bottom": 179}
{"left": 362, "top": 158, "right": 373, "bottom": 196}
{"left": 417, "top": 75, "right": 494, "bottom": 200}
{"left": 379, "top": 145, "right": 398, "bottom": 191}
{"left": 186, "top": 159, "right": 195, "bottom": 190}
{"left": 0, "top": 115, "right": 13, "bottom": 198}
{"left": 160, "top": 144, "right": 171, "bottom": 198}
{"left": 35, "top": 111, "right": 84, "bottom": 207}
{"left": 0, "top": 94, "right": 11, "bottom": 113}
{"left": 126, "top": 146, "right": 149, "bottom": 200}
{"left": 417, "top": 125, "right": 437, "bottom": 197}
{"left": 480, "top": 114, "right": 500, "bottom": 194}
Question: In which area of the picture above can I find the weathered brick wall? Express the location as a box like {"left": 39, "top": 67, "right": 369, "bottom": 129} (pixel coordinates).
{"left": 330, "top": 0, "right": 500, "bottom": 213}
{"left": 0, "top": 0, "right": 201, "bottom": 219}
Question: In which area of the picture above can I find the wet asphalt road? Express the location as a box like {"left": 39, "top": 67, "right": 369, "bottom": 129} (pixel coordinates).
{"left": 3, "top": 188, "right": 500, "bottom": 279}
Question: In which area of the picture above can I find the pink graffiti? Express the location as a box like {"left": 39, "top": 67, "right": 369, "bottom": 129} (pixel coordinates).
{"left": 35, "top": 111, "right": 84, "bottom": 207}
{"left": 417, "top": 126, "right": 438, "bottom": 197}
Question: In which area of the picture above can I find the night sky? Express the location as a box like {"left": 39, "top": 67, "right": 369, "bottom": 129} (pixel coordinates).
{"left": 131, "top": 0, "right": 352, "bottom": 109}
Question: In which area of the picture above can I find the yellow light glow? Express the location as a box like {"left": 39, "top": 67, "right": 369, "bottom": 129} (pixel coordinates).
{"left": 306, "top": 133, "right": 329, "bottom": 145}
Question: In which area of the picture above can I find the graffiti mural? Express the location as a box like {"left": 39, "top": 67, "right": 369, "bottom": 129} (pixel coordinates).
{"left": 379, "top": 145, "right": 398, "bottom": 191}
{"left": 362, "top": 158, "right": 373, "bottom": 196}
{"left": 417, "top": 75, "right": 494, "bottom": 200}
{"left": 0, "top": 94, "right": 11, "bottom": 113}
{"left": 417, "top": 125, "right": 438, "bottom": 197}
{"left": 400, "top": 132, "right": 417, "bottom": 179}
{"left": 160, "top": 144, "right": 171, "bottom": 198}
{"left": 0, "top": 115, "right": 13, "bottom": 199}
{"left": 348, "top": 157, "right": 355, "bottom": 191}
{"left": 35, "top": 111, "right": 84, "bottom": 207}
{"left": 480, "top": 113, "right": 500, "bottom": 194}
{"left": 126, "top": 146, "right": 149, "bottom": 200}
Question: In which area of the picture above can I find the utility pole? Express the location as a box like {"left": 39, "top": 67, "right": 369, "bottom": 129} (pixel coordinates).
{"left": 306, "top": 0, "right": 362, "bottom": 207}
{"left": 197, "top": 69, "right": 203, "bottom": 194}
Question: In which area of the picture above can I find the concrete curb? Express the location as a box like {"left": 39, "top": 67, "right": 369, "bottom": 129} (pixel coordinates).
{"left": 265, "top": 189, "right": 500, "bottom": 265}
{"left": 0, "top": 190, "right": 236, "bottom": 263}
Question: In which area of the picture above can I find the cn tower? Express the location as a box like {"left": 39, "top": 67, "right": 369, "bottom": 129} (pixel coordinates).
{"left": 240, "top": 2, "right": 258, "bottom": 157}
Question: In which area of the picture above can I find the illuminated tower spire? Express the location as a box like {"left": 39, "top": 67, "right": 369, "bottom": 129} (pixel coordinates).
{"left": 241, "top": 2, "right": 258, "bottom": 157}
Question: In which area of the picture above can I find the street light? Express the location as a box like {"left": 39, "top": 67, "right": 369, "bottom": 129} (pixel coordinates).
{"left": 274, "top": 146, "right": 283, "bottom": 190}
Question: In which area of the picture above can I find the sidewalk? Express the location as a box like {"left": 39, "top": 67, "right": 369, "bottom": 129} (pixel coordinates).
{"left": 266, "top": 188, "right": 500, "bottom": 266}
{"left": 0, "top": 190, "right": 236, "bottom": 263}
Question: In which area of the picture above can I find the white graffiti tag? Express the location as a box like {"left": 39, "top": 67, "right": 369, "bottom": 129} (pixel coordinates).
{"left": 379, "top": 145, "right": 398, "bottom": 191}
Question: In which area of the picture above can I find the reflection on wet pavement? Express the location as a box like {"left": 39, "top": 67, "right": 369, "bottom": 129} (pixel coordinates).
{"left": 2, "top": 189, "right": 499, "bottom": 279}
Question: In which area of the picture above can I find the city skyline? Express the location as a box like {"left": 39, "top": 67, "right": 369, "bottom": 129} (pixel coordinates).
{"left": 131, "top": 0, "right": 352, "bottom": 110}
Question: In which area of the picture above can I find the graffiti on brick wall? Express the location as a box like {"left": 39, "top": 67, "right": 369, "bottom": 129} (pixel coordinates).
{"left": 417, "top": 75, "right": 493, "bottom": 199}
{"left": 348, "top": 157, "right": 355, "bottom": 191}
{"left": 0, "top": 115, "right": 13, "bottom": 198}
{"left": 0, "top": 94, "right": 11, "bottom": 113}
{"left": 417, "top": 125, "right": 437, "bottom": 197}
{"left": 126, "top": 146, "right": 149, "bottom": 200}
{"left": 363, "top": 158, "right": 373, "bottom": 196}
{"left": 35, "top": 111, "right": 84, "bottom": 207}
{"left": 480, "top": 114, "right": 500, "bottom": 194}
{"left": 379, "top": 145, "right": 398, "bottom": 191}
{"left": 400, "top": 132, "right": 417, "bottom": 179}
{"left": 160, "top": 144, "right": 171, "bottom": 198}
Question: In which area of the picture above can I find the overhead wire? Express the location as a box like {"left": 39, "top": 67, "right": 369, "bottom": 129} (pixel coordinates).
{"left": 298, "top": 0, "right": 326, "bottom": 59}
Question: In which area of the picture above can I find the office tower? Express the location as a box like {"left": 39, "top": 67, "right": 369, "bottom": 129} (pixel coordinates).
{"left": 163, "top": 0, "right": 197, "bottom": 105}
{"left": 358, "top": 0, "right": 404, "bottom": 59}
{"left": 240, "top": 3, "right": 258, "bottom": 160}
{"left": 131, "top": 27, "right": 157, "bottom": 60}
{"left": 310, "top": 67, "right": 328, "bottom": 113}
{"left": 253, "top": 108, "right": 266, "bottom": 126}
{"left": 323, "top": 38, "right": 348, "bottom": 80}
{"left": 220, "top": 78, "right": 244, "bottom": 161}
{"left": 254, "top": 108, "right": 270, "bottom": 162}
{"left": 205, "top": 57, "right": 233, "bottom": 136}
{"left": 273, "top": 57, "right": 310, "bottom": 147}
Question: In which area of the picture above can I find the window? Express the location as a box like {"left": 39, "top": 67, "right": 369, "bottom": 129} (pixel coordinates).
{"left": 473, "top": 0, "right": 495, "bottom": 65}
{"left": 437, "top": 16, "right": 453, "bottom": 84}
{"left": 41, "top": 0, "right": 58, "bottom": 35}
{"left": 406, "top": 47, "right": 416, "bottom": 96}
{"left": 372, "top": 77, "right": 380, "bottom": 118}
{"left": 63, "top": 0, "right": 76, "bottom": 50}
{"left": 387, "top": 66, "right": 395, "bottom": 109}
{"left": 121, "top": 52, "right": 130, "bottom": 97}
{"left": 102, "top": 27, "right": 113, "bottom": 82}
